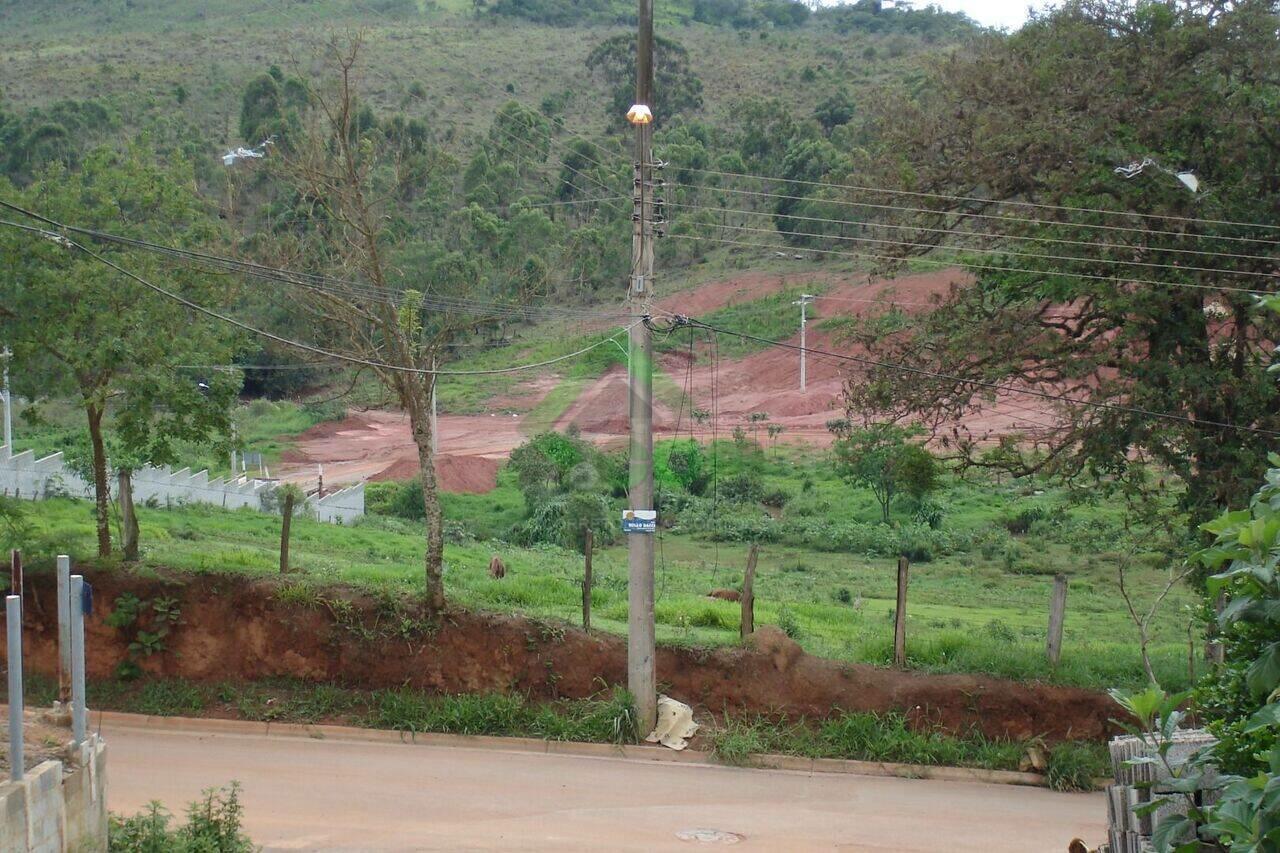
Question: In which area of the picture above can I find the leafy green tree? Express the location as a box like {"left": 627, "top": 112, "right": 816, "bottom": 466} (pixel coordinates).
{"left": 0, "top": 147, "right": 240, "bottom": 556}
{"left": 813, "top": 90, "right": 855, "bottom": 134}
{"left": 832, "top": 423, "right": 938, "bottom": 524}
{"left": 845, "top": 0, "right": 1280, "bottom": 522}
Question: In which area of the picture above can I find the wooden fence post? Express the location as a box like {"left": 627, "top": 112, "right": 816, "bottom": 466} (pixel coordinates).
{"left": 893, "top": 555, "right": 909, "bottom": 668}
{"left": 1206, "top": 590, "right": 1226, "bottom": 666}
{"left": 1046, "top": 573, "right": 1068, "bottom": 666}
{"left": 9, "top": 549, "right": 20, "bottom": 599}
{"left": 582, "top": 529, "right": 593, "bottom": 632}
{"left": 740, "top": 543, "right": 759, "bottom": 640}
{"left": 279, "top": 490, "right": 295, "bottom": 574}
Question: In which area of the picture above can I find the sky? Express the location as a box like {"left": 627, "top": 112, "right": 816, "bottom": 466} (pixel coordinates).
{"left": 906, "top": 0, "right": 1054, "bottom": 30}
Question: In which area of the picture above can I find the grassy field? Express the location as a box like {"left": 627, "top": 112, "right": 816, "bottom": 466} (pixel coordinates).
{"left": 16, "top": 435, "right": 1199, "bottom": 693}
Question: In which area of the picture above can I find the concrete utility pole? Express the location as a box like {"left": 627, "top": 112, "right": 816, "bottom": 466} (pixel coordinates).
{"left": 626, "top": 0, "right": 658, "bottom": 736}
{"left": 792, "top": 295, "right": 814, "bottom": 392}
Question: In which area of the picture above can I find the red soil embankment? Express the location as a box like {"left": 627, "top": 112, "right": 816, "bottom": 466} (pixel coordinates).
{"left": 9, "top": 569, "right": 1117, "bottom": 743}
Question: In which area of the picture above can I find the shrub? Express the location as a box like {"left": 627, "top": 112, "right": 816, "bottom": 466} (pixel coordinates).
{"left": 109, "top": 783, "right": 253, "bottom": 852}
{"left": 720, "top": 472, "right": 764, "bottom": 504}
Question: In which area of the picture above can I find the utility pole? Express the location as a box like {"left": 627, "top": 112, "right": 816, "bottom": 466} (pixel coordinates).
{"left": 792, "top": 294, "right": 814, "bottom": 392}
{"left": 2, "top": 348, "right": 12, "bottom": 456}
{"left": 626, "top": 0, "right": 658, "bottom": 737}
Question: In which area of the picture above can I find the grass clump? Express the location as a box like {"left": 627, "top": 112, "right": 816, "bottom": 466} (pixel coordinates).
{"left": 708, "top": 710, "right": 1101, "bottom": 786}
{"left": 110, "top": 782, "right": 253, "bottom": 852}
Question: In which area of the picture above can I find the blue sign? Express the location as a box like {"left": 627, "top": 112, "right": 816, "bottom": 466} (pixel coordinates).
{"left": 622, "top": 510, "right": 657, "bottom": 534}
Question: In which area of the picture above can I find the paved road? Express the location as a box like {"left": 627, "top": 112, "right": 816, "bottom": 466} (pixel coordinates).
{"left": 103, "top": 722, "right": 1104, "bottom": 852}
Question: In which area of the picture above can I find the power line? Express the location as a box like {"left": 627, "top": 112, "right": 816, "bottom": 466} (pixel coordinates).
{"left": 0, "top": 217, "right": 640, "bottom": 377}
{"left": 671, "top": 315, "right": 1280, "bottom": 438}
{"left": 676, "top": 216, "right": 1280, "bottom": 292}
{"left": 678, "top": 165, "right": 1280, "bottom": 234}
{"left": 671, "top": 182, "right": 1280, "bottom": 249}
{"left": 665, "top": 231, "right": 1274, "bottom": 297}
{"left": 665, "top": 198, "right": 1280, "bottom": 267}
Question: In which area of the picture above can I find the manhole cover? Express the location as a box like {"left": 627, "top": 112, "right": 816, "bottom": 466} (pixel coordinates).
{"left": 675, "top": 828, "right": 745, "bottom": 845}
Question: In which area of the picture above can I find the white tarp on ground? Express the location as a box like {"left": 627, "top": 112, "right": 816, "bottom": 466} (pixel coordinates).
{"left": 646, "top": 695, "right": 699, "bottom": 750}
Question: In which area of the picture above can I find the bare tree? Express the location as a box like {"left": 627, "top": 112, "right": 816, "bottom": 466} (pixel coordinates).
{"left": 1116, "top": 549, "right": 1195, "bottom": 687}
{"left": 266, "top": 36, "right": 498, "bottom": 612}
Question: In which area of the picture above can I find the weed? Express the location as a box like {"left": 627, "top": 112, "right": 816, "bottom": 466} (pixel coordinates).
{"left": 1044, "top": 741, "right": 1108, "bottom": 792}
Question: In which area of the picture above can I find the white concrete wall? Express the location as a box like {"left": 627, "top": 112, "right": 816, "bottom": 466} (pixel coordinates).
{"left": 0, "top": 736, "right": 107, "bottom": 852}
{"left": 0, "top": 445, "right": 363, "bottom": 524}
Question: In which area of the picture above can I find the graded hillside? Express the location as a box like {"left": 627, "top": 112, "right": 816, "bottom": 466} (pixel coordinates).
{"left": 276, "top": 266, "right": 1056, "bottom": 492}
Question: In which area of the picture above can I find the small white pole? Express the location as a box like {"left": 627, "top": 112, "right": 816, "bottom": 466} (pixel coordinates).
{"left": 70, "top": 575, "right": 86, "bottom": 746}
{"left": 57, "top": 555, "right": 70, "bottom": 703}
{"left": 793, "top": 294, "right": 814, "bottom": 392}
{"left": 7, "top": 594, "right": 23, "bottom": 781}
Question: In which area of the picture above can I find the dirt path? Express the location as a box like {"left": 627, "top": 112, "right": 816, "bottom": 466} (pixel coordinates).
{"left": 104, "top": 721, "right": 1105, "bottom": 851}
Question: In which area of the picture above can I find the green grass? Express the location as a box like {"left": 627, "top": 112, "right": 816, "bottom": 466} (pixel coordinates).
{"left": 15, "top": 456, "right": 1198, "bottom": 693}
{"left": 6, "top": 673, "right": 1101, "bottom": 785}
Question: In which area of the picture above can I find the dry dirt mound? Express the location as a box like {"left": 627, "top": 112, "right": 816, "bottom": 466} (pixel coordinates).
{"left": 13, "top": 569, "right": 1117, "bottom": 744}
{"left": 369, "top": 455, "right": 501, "bottom": 494}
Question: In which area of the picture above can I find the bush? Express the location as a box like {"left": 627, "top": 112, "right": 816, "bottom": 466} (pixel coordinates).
{"left": 720, "top": 472, "right": 764, "bottom": 504}
{"left": 109, "top": 783, "right": 253, "bottom": 852}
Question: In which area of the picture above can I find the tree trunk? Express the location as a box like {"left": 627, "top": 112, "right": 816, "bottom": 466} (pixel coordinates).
{"left": 279, "top": 490, "right": 294, "bottom": 574}
{"left": 118, "top": 470, "right": 139, "bottom": 562}
{"left": 407, "top": 385, "right": 445, "bottom": 614}
{"left": 86, "top": 402, "right": 111, "bottom": 558}
{"left": 582, "top": 528, "right": 593, "bottom": 632}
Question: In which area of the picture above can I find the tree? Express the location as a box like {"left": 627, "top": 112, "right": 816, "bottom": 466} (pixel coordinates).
{"left": 813, "top": 90, "right": 855, "bottom": 134}
{"left": 843, "top": 0, "right": 1280, "bottom": 524}
{"left": 0, "top": 147, "right": 240, "bottom": 557}
{"left": 585, "top": 34, "right": 704, "bottom": 129}
{"left": 832, "top": 422, "right": 938, "bottom": 524}
{"left": 261, "top": 38, "right": 487, "bottom": 612}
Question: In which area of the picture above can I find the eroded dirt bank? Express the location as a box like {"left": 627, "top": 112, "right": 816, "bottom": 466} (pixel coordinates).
{"left": 9, "top": 569, "right": 1117, "bottom": 742}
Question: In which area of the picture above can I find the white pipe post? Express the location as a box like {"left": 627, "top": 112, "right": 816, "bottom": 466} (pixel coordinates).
{"left": 70, "top": 575, "right": 86, "bottom": 746}
{"left": 57, "top": 555, "right": 70, "bottom": 703}
{"left": 793, "top": 294, "right": 814, "bottom": 392}
{"left": 7, "top": 594, "right": 22, "bottom": 781}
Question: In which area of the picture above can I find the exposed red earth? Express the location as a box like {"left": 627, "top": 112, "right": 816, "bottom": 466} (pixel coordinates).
{"left": 277, "top": 268, "right": 1061, "bottom": 493}
{"left": 13, "top": 570, "right": 1118, "bottom": 744}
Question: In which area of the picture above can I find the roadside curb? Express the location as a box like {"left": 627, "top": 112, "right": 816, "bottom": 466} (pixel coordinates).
{"left": 93, "top": 710, "right": 1052, "bottom": 788}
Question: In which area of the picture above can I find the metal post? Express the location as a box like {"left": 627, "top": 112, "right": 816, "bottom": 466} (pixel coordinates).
{"left": 626, "top": 0, "right": 658, "bottom": 736}
{"left": 1, "top": 349, "right": 11, "bottom": 457}
{"left": 57, "top": 555, "right": 71, "bottom": 704}
{"left": 793, "top": 294, "right": 814, "bottom": 392}
{"left": 70, "top": 575, "right": 86, "bottom": 745}
{"left": 7, "top": 594, "right": 22, "bottom": 781}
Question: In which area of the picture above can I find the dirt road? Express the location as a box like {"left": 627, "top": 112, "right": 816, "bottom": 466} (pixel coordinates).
{"left": 103, "top": 721, "right": 1104, "bottom": 851}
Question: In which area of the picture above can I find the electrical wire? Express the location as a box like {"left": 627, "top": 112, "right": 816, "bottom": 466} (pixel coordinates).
{"left": 0, "top": 217, "right": 640, "bottom": 377}
{"left": 678, "top": 165, "right": 1280, "bottom": 234}
{"left": 671, "top": 182, "right": 1280, "bottom": 249}
{"left": 664, "top": 232, "right": 1275, "bottom": 297}
{"left": 666, "top": 193, "right": 1280, "bottom": 264}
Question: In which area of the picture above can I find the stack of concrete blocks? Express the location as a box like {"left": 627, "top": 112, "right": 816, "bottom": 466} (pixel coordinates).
{"left": 0, "top": 735, "right": 108, "bottom": 852}
{"left": 0, "top": 444, "right": 365, "bottom": 523}
{"left": 1099, "top": 728, "right": 1218, "bottom": 853}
